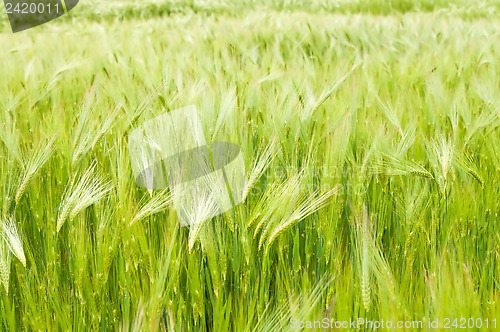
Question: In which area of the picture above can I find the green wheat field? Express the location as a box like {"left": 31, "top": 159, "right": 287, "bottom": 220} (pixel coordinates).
{"left": 0, "top": 0, "right": 499, "bottom": 330}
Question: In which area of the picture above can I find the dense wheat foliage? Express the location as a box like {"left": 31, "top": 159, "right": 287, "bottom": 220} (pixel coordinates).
{"left": 0, "top": 0, "right": 499, "bottom": 330}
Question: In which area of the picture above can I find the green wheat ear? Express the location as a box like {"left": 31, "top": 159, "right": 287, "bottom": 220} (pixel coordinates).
{"left": 243, "top": 136, "right": 280, "bottom": 199}
{"left": 187, "top": 193, "right": 220, "bottom": 252}
{"left": 15, "top": 135, "right": 57, "bottom": 204}
{"left": 264, "top": 186, "right": 339, "bottom": 249}
{"left": 0, "top": 217, "right": 25, "bottom": 268}
{"left": 0, "top": 240, "right": 11, "bottom": 294}
{"left": 57, "top": 163, "right": 114, "bottom": 232}
{"left": 455, "top": 151, "right": 485, "bottom": 186}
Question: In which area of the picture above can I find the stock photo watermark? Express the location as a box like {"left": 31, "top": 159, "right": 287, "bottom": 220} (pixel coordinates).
{"left": 128, "top": 105, "right": 246, "bottom": 227}
{"left": 290, "top": 317, "right": 496, "bottom": 330}
{"left": 127, "top": 105, "right": 367, "bottom": 228}
{"left": 3, "top": 0, "right": 79, "bottom": 32}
